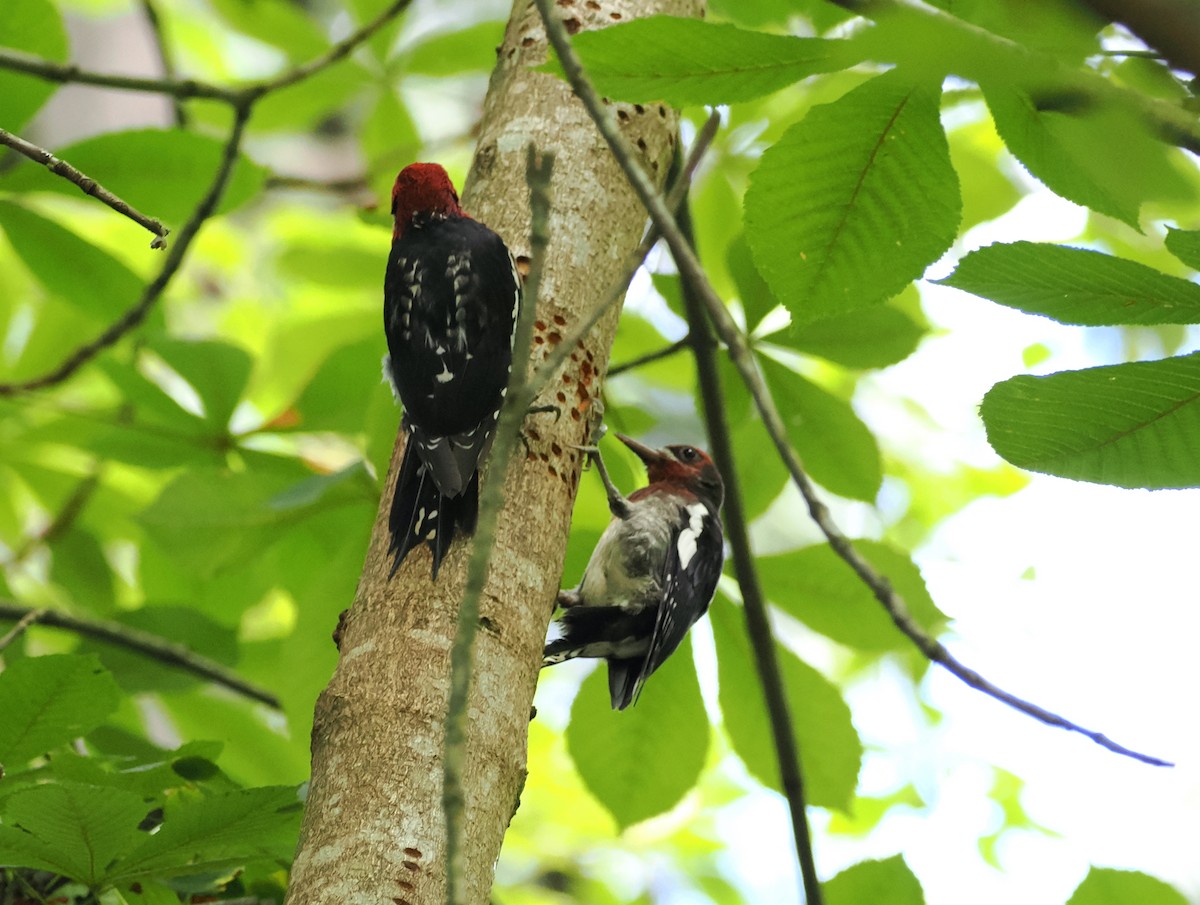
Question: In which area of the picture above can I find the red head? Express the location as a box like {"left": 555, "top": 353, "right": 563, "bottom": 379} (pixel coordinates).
{"left": 391, "top": 163, "right": 465, "bottom": 239}
{"left": 619, "top": 434, "right": 724, "bottom": 510}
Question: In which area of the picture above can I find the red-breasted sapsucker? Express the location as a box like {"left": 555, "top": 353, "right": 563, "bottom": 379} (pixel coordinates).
{"left": 383, "top": 163, "right": 521, "bottom": 579}
{"left": 543, "top": 435, "right": 725, "bottom": 709}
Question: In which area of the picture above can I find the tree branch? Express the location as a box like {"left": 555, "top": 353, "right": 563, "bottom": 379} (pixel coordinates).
{"left": 443, "top": 147, "right": 553, "bottom": 905}
{"left": 535, "top": 0, "right": 1173, "bottom": 768}
{"left": 137, "top": 0, "right": 188, "bottom": 127}
{"left": 677, "top": 196, "right": 823, "bottom": 905}
{"left": 0, "top": 127, "right": 171, "bottom": 248}
{"left": 0, "top": 0, "right": 414, "bottom": 108}
{"left": 0, "top": 104, "right": 252, "bottom": 397}
{"left": 607, "top": 335, "right": 692, "bottom": 377}
{"left": 0, "top": 600, "right": 281, "bottom": 709}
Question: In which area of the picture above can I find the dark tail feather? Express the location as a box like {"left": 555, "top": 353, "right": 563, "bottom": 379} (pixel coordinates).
{"left": 607, "top": 660, "right": 641, "bottom": 711}
{"left": 388, "top": 448, "right": 480, "bottom": 580}
{"left": 389, "top": 443, "right": 436, "bottom": 578}
{"left": 430, "top": 472, "right": 479, "bottom": 578}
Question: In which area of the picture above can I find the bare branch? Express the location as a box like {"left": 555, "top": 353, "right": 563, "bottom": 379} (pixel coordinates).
{"left": 0, "top": 104, "right": 252, "bottom": 397}
{"left": 607, "top": 335, "right": 692, "bottom": 377}
{"left": 535, "top": 0, "right": 1174, "bottom": 768}
{"left": 0, "top": 600, "right": 281, "bottom": 708}
{"left": 0, "top": 127, "right": 170, "bottom": 248}
{"left": 677, "top": 196, "right": 824, "bottom": 905}
{"left": 137, "top": 0, "right": 188, "bottom": 127}
{"left": 443, "top": 147, "right": 554, "bottom": 905}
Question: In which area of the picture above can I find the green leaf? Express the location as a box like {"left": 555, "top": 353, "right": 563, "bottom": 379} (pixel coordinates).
{"left": 727, "top": 233, "right": 779, "bottom": 330}
{"left": 1165, "top": 227, "right": 1200, "bottom": 271}
{"left": 712, "top": 598, "right": 861, "bottom": 809}
{"left": 566, "top": 636, "right": 708, "bottom": 829}
{"left": 2, "top": 130, "right": 268, "bottom": 225}
{"left": 981, "top": 352, "right": 1200, "bottom": 488}
{"left": 757, "top": 541, "right": 945, "bottom": 650}
{"left": 0, "top": 654, "right": 120, "bottom": 766}
{"left": 1066, "top": 868, "right": 1188, "bottom": 905}
{"left": 0, "top": 783, "right": 147, "bottom": 885}
{"left": 51, "top": 527, "right": 117, "bottom": 614}
{"left": 558, "top": 17, "right": 854, "bottom": 105}
{"left": 984, "top": 86, "right": 1193, "bottom": 228}
{"left": 138, "top": 469, "right": 299, "bottom": 577}
{"left": 111, "top": 786, "right": 303, "bottom": 881}
{"left": 940, "top": 242, "right": 1200, "bottom": 325}
{"left": 0, "top": 201, "right": 143, "bottom": 319}
{"left": 745, "top": 72, "right": 960, "bottom": 324}
{"left": 825, "top": 856, "right": 926, "bottom": 905}
{"left": 400, "top": 20, "right": 507, "bottom": 76}
{"left": 207, "top": 0, "right": 328, "bottom": 60}
{"left": 779, "top": 303, "right": 925, "bottom": 369}
{"left": 149, "top": 338, "right": 252, "bottom": 429}
{"left": 0, "top": 0, "right": 69, "bottom": 131}
{"left": 761, "top": 358, "right": 881, "bottom": 501}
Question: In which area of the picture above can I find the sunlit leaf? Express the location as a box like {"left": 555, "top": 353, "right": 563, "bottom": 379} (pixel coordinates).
{"left": 712, "top": 598, "right": 861, "bottom": 810}
{"left": 982, "top": 352, "right": 1200, "bottom": 488}
{"left": 746, "top": 71, "right": 960, "bottom": 324}
{"left": 566, "top": 635, "right": 708, "bottom": 830}
{"left": 761, "top": 357, "right": 881, "bottom": 501}
{"left": 401, "top": 20, "right": 507, "bottom": 76}
{"left": 0, "top": 0, "right": 69, "bottom": 131}
{"left": 0, "top": 783, "right": 147, "bottom": 885}
{"left": 757, "top": 540, "right": 945, "bottom": 650}
{"left": 1065, "top": 868, "right": 1188, "bottom": 905}
{"left": 2, "top": 130, "right": 268, "bottom": 224}
{"left": 985, "top": 86, "right": 1193, "bottom": 228}
{"left": 825, "top": 855, "right": 926, "bottom": 905}
{"left": 0, "top": 201, "right": 143, "bottom": 318}
{"left": 552, "top": 17, "right": 854, "bottom": 105}
{"left": 0, "top": 654, "right": 120, "bottom": 766}
{"left": 1165, "top": 227, "right": 1200, "bottom": 271}
{"left": 940, "top": 242, "right": 1200, "bottom": 325}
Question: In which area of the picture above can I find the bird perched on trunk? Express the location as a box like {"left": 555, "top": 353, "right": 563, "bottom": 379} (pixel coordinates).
{"left": 543, "top": 435, "right": 725, "bottom": 709}
{"left": 383, "top": 162, "right": 521, "bottom": 579}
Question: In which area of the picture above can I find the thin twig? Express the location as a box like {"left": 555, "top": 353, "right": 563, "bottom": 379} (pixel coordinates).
{"left": 0, "top": 608, "right": 46, "bottom": 652}
{"left": 1, "top": 469, "right": 101, "bottom": 569}
{"left": 519, "top": 111, "right": 719, "bottom": 409}
{"left": 0, "top": 601, "right": 281, "bottom": 708}
{"left": 0, "top": 46, "right": 237, "bottom": 101}
{"left": 443, "top": 147, "right": 553, "bottom": 905}
{"left": 607, "top": 335, "right": 692, "bottom": 377}
{"left": 0, "top": 127, "right": 170, "bottom": 248}
{"left": 0, "top": 105, "right": 251, "bottom": 397}
{"left": 137, "top": 0, "right": 187, "bottom": 127}
{"left": 677, "top": 193, "right": 823, "bottom": 905}
{"left": 535, "top": 0, "right": 1173, "bottom": 768}
{"left": 0, "top": 0, "right": 414, "bottom": 108}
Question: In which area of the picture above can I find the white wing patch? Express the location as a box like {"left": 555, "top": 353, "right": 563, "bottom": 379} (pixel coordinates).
{"left": 676, "top": 503, "right": 708, "bottom": 569}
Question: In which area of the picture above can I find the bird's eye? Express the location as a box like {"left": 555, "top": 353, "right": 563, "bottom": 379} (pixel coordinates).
{"left": 678, "top": 447, "right": 697, "bottom": 462}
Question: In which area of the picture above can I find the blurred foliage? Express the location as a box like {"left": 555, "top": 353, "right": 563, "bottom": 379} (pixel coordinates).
{"left": 0, "top": 0, "right": 1196, "bottom": 903}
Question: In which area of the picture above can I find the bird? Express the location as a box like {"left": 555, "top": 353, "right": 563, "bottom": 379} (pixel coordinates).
{"left": 543, "top": 434, "right": 725, "bottom": 709}
{"left": 383, "top": 162, "right": 521, "bottom": 579}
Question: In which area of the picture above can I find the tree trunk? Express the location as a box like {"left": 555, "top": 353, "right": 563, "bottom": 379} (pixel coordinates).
{"left": 284, "top": 0, "right": 701, "bottom": 902}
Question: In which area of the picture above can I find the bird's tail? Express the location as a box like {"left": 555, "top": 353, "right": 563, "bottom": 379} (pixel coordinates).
{"left": 541, "top": 606, "right": 655, "bottom": 710}
{"left": 388, "top": 443, "right": 479, "bottom": 580}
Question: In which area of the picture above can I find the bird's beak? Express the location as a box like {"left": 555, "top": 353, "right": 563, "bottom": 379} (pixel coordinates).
{"left": 616, "top": 434, "right": 668, "bottom": 466}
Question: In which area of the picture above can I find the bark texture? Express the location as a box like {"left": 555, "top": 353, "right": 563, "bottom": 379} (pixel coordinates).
{"left": 284, "top": 0, "right": 702, "bottom": 902}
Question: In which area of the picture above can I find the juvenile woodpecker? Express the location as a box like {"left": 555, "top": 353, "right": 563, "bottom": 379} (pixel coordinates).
{"left": 543, "top": 435, "right": 725, "bottom": 709}
{"left": 383, "top": 163, "right": 521, "bottom": 579}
